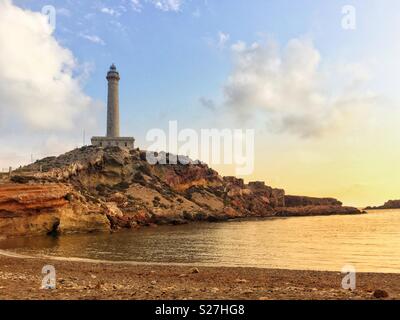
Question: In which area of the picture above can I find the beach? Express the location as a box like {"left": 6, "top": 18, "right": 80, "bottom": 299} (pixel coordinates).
{"left": 0, "top": 253, "right": 397, "bottom": 300}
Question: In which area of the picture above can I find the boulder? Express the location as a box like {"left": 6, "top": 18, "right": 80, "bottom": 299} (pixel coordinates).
{"left": 372, "top": 289, "right": 389, "bottom": 299}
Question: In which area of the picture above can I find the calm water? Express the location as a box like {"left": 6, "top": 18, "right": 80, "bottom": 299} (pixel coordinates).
{"left": 1, "top": 210, "right": 400, "bottom": 273}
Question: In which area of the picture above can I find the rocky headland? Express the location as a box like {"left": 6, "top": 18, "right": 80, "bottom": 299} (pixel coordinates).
{"left": 0, "top": 146, "right": 361, "bottom": 238}
{"left": 365, "top": 200, "right": 400, "bottom": 210}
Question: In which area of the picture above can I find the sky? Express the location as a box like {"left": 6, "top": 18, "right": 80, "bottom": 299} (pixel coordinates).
{"left": 1, "top": 0, "right": 400, "bottom": 207}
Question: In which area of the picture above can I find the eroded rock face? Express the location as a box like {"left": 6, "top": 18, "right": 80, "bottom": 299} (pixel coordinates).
{"left": 0, "top": 184, "right": 110, "bottom": 237}
{"left": 57, "top": 206, "right": 110, "bottom": 235}
{"left": 0, "top": 146, "right": 361, "bottom": 237}
{"left": 0, "top": 184, "right": 69, "bottom": 214}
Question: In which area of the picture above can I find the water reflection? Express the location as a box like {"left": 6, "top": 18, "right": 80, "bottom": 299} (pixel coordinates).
{"left": 1, "top": 210, "right": 400, "bottom": 273}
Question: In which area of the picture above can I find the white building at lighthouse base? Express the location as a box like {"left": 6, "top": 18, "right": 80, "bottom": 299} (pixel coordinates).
{"left": 91, "top": 136, "right": 135, "bottom": 149}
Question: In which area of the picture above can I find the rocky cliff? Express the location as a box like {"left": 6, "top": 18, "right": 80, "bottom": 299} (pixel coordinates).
{"left": 0, "top": 184, "right": 109, "bottom": 237}
{"left": 0, "top": 146, "right": 360, "bottom": 237}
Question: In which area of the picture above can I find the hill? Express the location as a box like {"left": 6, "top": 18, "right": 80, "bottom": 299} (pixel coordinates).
{"left": 0, "top": 146, "right": 361, "bottom": 237}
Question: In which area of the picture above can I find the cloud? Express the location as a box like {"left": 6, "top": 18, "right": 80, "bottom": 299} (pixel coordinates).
{"left": 199, "top": 97, "right": 216, "bottom": 111}
{"left": 149, "top": 0, "right": 183, "bottom": 11}
{"left": 99, "top": 4, "right": 128, "bottom": 17}
{"left": 224, "top": 37, "right": 377, "bottom": 138}
{"left": 218, "top": 31, "right": 230, "bottom": 49}
{"left": 203, "top": 31, "right": 231, "bottom": 51}
{"left": 100, "top": 7, "right": 121, "bottom": 17}
{"left": 0, "top": 0, "right": 100, "bottom": 167}
{"left": 130, "top": 0, "right": 143, "bottom": 12}
{"left": 79, "top": 33, "right": 106, "bottom": 45}
{"left": 129, "top": 0, "right": 184, "bottom": 12}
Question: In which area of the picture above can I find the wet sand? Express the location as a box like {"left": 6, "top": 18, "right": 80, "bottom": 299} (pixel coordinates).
{"left": 0, "top": 253, "right": 398, "bottom": 300}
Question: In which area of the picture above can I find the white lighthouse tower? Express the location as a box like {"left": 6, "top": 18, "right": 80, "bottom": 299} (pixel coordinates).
{"left": 106, "top": 63, "right": 120, "bottom": 138}
{"left": 91, "top": 64, "right": 135, "bottom": 149}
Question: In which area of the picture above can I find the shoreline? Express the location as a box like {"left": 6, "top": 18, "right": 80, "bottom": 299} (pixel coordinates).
{"left": 0, "top": 251, "right": 398, "bottom": 300}
{"left": 0, "top": 247, "right": 395, "bottom": 274}
{"left": 0, "top": 209, "right": 366, "bottom": 242}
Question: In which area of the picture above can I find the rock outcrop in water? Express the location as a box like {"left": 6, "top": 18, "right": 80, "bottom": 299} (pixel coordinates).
{"left": 365, "top": 200, "right": 400, "bottom": 210}
{"left": 0, "top": 146, "right": 361, "bottom": 237}
{"left": 284, "top": 195, "right": 342, "bottom": 207}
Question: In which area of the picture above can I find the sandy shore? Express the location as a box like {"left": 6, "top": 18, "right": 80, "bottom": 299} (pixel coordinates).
{"left": 0, "top": 253, "right": 398, "bottom": 300}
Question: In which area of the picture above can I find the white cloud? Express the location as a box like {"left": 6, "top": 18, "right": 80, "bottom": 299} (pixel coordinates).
{"left": 218, "top": 31, "right": 230, "bottom": 49}
{"left": 130, "top": 0, "right": 143, "bottom": 12}
{"left": 99, "top": 4, "right": 128, "bottom": 17}
{"left": 79, "top": 33, "right": 106, "bottom": 45}
{"left": 231, "top": 41, "right": 246, "bottom": 52}
{"left": 224, "top": 37, "right": 377, "bottom": 138}
{"left": 203, "top": 32, "right": 231, "bottom": 51}
{"left": 150, "top": 0, "right": 183, "bottom": 11}
{"left": 0, "top": 0, "right": 100, "bottom": 167}
{"left": 130, "top": 0, "right": 184, "bottom": 12}
{"left": 100, "top": 7, "right": 120, "bottom": 17}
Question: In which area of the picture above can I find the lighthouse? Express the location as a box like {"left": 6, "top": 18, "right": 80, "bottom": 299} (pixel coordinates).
{"left": 91, "top": 64, "right": 135, "bottom": 149}
{"left": 106, "top": 63, "right": 120, "bottom": 138}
